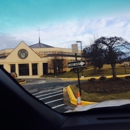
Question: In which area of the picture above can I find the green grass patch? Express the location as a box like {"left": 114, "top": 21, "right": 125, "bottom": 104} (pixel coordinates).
{"left": 60, "top": 64, "right": 130, "bottom": 78}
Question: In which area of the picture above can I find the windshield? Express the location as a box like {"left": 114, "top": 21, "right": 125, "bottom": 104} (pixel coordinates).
{"left": 0, "top": 0, "right": 130, "bottom": 113}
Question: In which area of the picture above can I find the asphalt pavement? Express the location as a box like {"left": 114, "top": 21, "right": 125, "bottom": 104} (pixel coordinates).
{"left": 22, "top": 78, "right": 81, "bottom": 112}
{"left": 31, "top": 87, "right": 73, "bottom": 112}
{"left": 22, "top": 78, "right": 85, "bottom": 93}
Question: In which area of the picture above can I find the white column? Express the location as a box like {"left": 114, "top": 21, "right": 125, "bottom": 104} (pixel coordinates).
{"left": 38, "top": 62, "right": 43, "bottom": 77}
{"left": 29, "top": 63, "right": 32, "bottom": 76}
{"left": 15, "top": 63, "right": 18, "bottom": 76}
{"left": 4, "top": 64, "right": 10, "bottom": 73}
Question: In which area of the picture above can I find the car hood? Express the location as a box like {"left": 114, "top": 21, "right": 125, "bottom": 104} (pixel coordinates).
{"left": 66, "top": 99, "right": 130, "bottom": 112}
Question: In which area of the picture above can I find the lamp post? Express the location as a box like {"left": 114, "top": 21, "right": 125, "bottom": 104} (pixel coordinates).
{"left": 76, "top": 41, "right": 84, "bottom": 78}
{"left": 54, "top": 51, "right": 57, "bottom": 77}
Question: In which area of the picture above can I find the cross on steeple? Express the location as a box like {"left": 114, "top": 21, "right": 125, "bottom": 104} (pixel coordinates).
{"left": 37, "top": 28, "right": 41, "bottom": 43}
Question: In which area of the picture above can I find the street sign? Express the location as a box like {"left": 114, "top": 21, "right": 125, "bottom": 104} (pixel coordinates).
{"left": 72, "top": 44, "right": 78, "bottom": 53}
{"left": 68, "top": 61, "right": 86, "bottom": 68}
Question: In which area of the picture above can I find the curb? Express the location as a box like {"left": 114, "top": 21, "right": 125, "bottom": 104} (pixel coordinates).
{"left": 59, "top": 78, "right": 88, "bottom": 81}
{"left": 67, "top": 85, "right": 96, "bottom": 106}
{"left": 60, "top": 74, "right": 130, "bottom": 81}
{"left": 19, "top": 80, "right": 26, "bottom": 84}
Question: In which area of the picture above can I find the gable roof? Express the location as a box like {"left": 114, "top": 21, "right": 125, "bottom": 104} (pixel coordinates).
{"left": 5, "top": 41, "right": 42, "bottom": 62}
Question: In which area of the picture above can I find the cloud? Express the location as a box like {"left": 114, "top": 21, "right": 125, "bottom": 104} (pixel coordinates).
{"left": 0, "top": 34, "right": 22, "bottom": 50}
{"left": 1, "top": 16, "right": 130, "bottom": 50}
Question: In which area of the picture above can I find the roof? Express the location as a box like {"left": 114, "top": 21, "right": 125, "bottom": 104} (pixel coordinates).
{"left": 29, "top": 43, "right": 54, "bottom": 48}
{"left": 29, "top": 37, "right": 54, "bottom": 48}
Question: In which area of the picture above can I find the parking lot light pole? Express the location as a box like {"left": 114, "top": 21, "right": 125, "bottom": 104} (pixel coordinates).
{"left": 76, "top": 41, "right": 84, "bottom": 78}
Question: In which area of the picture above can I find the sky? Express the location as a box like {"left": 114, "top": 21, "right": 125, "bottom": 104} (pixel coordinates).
{"left": 0, "top": 0, "right": 130, "bottom": 49}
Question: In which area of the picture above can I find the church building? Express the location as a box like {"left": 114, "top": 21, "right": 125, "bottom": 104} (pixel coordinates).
{"left": 0, "top": 40, "right": 81, "bottom": 78}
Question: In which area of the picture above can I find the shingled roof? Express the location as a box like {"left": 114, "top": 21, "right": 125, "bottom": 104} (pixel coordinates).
{"left": 29, "top": 43, "right": 54, "bottom": 48}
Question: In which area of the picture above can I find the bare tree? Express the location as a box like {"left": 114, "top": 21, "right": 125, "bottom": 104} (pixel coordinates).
{"left": 48, "top": 59, "right": 54, "bottom": 74}
{"left": 83, "top": 42, "right": 105, "bottom": 73}
{"left": 48, "top": 55, "right": 68, "bottom": 75}
{"left": 95, "top": 36, "right": 130, "bottom": 78}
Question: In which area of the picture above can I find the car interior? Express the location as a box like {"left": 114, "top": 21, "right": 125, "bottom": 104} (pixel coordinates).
{"left": 1, "top": 66, "right": 130, "bottom": 130}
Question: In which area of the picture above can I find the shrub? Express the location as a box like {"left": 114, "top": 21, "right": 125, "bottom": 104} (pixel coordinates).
{"left": 16, "top": 79, "right": 26, "bottom": 83}
{"left": 108, "top": 77, "right": 121, "bottom": 81}
{"left": 99, "top": 76, "right": 106, "bottom": 81}
{"left": 62, "top": 71, "right": 66, "bottom": 73}
{"left": 47, "top": 73, "right": 54, "bottom": 75}
{"left": 69, "top": 68, "right": 80, "bottom": 73}
{"left": 11, "top": 72, "right": 17, "bottom": 79}
{"left": 125, "top": 76, "right": 130, "bottom": 80}
{"left": 88, "top": 78, "right": 96, "bottom": 82}
{"left": 69, "top": 69, "right": 73, "bottom": 72}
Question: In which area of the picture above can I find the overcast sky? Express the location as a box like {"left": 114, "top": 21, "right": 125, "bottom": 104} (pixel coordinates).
{"left": 0, "top": 0, "right": 130, "bottom": 49}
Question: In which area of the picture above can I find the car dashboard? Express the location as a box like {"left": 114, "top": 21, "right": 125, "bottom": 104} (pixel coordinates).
{"left": 1, "top": 67, "right": 130, "bottom": 130}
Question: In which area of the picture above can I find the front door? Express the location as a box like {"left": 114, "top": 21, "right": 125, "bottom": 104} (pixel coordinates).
{"left": 19, "top": 64, "right": 29, "bottom": 76}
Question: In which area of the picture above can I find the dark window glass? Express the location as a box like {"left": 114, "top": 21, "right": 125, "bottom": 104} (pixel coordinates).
{"left": 0, "top": 64, "right": 3, "bottom": 68}
{"left": 43, "top": 63, "right": 48, "bottom": 75}
{"left": 19, "top": 64, "right": 29, "bottom": 76}
{"left": 10, "top": 64, "right": 15, "bottom": 73}
{"left": 32, "top": 63, "right": 38, "bottom": 75}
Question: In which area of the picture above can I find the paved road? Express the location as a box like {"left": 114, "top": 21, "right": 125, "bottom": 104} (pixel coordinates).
{"left": 22, "top": 78, "right": 83, "bottom": 112}
{"left": 22, "top": 78, "right": 83, "bottom": 93}
{"left": 30, "top": 86, "right": 72, "bottom": 112}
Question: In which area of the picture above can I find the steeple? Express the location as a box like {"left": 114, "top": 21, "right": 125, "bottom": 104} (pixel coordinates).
{"left": 38, "top": 37, "right": 41, "bottom": 48}
{"left": 39, "top": 37, "right": 41, "bottom": 43}
{"left": 37, "top": 29, "right": 41, "bottom": 43}
{"left": 29, "top": 28, "right": 53, "bottom": 48}
{"left": 38, "top": 28, "right": 41, "bottom": 47}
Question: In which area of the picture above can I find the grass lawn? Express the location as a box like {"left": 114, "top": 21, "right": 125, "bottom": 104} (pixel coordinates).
{"left": 70, "top": 78, "right": 130, "bottom": 102}
{"left": 44, "top": 63, "right": 130, "bottom": 78}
